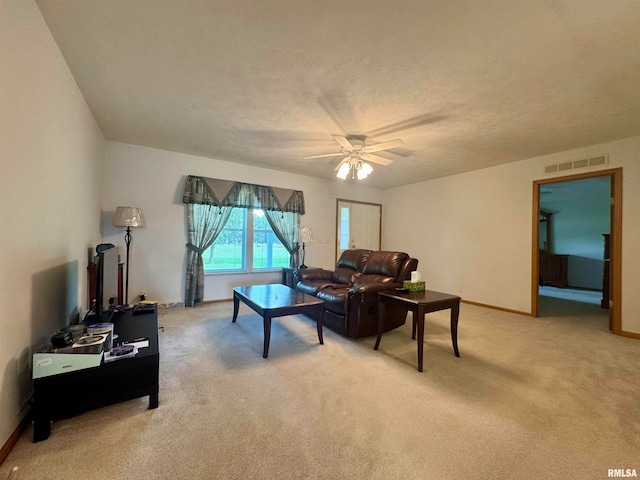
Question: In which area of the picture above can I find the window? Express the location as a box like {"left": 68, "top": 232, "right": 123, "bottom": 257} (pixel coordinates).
{"left": 339, "top": 206, "right": 350, "bottom": 250}
{"left": 203, "top": 208, "right": 289, "bottom": 272}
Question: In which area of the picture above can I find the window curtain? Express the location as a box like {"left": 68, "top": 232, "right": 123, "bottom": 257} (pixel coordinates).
{"left": 185, "top": 203, "right": 233, "bottom": 307}
{"left": 183, "top": 175, "right": 305, "bottom": 306}
{"left": 183, "top": 175, "right": 305, "bottom": 214}
{"left": 263, "top": 210, "right": 300, "bottom": 268}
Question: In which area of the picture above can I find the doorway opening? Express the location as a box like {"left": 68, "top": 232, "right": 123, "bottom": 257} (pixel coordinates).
{"left": 531, "top": 168, "right": 622, "bottom": 334}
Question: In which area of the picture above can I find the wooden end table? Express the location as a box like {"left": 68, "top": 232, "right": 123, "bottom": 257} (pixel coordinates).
{"left": 374, "top": 290, "right": 461, "bottom": 372}
{"left": 232, "top": 284, "right": 325, "bottom": 358}
{"left": 281, "top": 266, "right": 320, "bottom": 289}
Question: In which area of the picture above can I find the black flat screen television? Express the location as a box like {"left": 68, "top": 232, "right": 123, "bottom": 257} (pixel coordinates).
{"left": 93, "top": 246, "right": 119, "bottom": 324}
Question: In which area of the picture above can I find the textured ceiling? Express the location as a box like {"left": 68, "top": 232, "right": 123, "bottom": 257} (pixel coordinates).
{"left": 36, "top": 0, "right": 640, "bottom": 188}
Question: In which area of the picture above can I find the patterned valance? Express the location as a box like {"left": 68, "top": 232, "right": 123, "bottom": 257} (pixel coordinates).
{"left": 182, "top": 175, "right": 305, "bottom": 214}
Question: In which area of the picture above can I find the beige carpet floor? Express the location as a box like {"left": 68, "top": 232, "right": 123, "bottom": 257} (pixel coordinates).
{"left": 2, "top": 296, "right": 639, "bottom": 479}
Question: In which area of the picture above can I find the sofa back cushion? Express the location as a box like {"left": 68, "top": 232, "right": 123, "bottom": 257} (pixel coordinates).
{"left": 361, "top": 251, "right": 409, "bottom": 280}
{"left": 331, "top": 249, "right": 371, "bottom": 284}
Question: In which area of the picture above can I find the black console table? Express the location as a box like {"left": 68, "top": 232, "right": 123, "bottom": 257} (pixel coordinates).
{"left": 32, "top": 308, "right": 160, "bottom": 442}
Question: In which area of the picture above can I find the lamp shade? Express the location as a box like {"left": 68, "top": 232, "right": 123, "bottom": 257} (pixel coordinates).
{"left": 113, "top": 207, "right": 145, "bottom": 228}
{"left": 299, "top": 226, "right": 313, "bottom": 243}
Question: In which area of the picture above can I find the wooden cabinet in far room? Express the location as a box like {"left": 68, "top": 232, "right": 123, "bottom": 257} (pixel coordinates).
{"left": 539, "top": 253, "right": 569, "bottom": 288}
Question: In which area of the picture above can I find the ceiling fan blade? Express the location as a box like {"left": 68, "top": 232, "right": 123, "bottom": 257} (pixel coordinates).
{"left": 303, "top": 152, "right": 345, "bottom": 159}
{"left": 334, "top": 157, "right": 350, "bottom": 171}
{"left": 361, "top": 138, "right": 404, "bottom": 153}
{"left": 332, "top": 135, "right": 355, "bottom": 151}
{"left": 360, "top": 153, "right": 393, "bottom": 166}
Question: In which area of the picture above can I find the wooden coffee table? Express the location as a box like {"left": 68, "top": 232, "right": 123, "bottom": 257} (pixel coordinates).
{"left": 374, "top": 289, "right": 461, "bottom": 372}
{"left": 232, "top": 284, "right": 325, "bottom": 358}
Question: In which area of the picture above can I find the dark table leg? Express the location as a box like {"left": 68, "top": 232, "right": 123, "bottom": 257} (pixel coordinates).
{"left": 148, "top": 364, "right": 160, "bottom": 408}
{"left": 412, "top": 313, "right": 417, "bottom": 340}
{"left": 451, "top": 300, "right": 460, "bottom": 357}
{"left": 374, "top": 299, "right": 386, "bottom": 350}
{"left": 33, "top": 416, "right": 50, "bottom": 443}
{"left": 263, "top": 314, "right": 271, "bottom": 358}
{"left": 232, "top": 292, "right": 239, "bottom": 322}
{"left": 416, "top": 306, "right": 425, "bottom": 372}
{"left": 315, "top": 306, "right": 324, "bottom": 345}
{"left": 149, "top": 387, "right": 159, "bottom": 409}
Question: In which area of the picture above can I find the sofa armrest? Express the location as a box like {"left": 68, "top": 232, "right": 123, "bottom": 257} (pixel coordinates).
{"left": 296, "top": 268, "right": 333, "bottom": 282}
{"left": 397, "top": 257, "right": 419, "bottom": 282}
{"left": 350, "top": 282, "right": 402, "bottom": 296}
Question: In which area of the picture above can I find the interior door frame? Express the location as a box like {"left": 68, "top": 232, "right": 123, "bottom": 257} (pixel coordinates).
{"left": 335, "top": 199, "right": 382, "bottom": 262}
{"left": 531, "top": 167, "right": 622, "bottom": 334}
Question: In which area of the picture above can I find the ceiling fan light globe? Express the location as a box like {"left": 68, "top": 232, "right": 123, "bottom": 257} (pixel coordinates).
{"left": 337, "top": 163, "right": 350, "bottom": 179}
{"left": 357, "top": 163, "right": 373, "bottom": 179}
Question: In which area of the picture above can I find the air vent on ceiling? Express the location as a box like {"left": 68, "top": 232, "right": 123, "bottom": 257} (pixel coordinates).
{"left": 544, "top": 154, "right": 608, "bottom": 174}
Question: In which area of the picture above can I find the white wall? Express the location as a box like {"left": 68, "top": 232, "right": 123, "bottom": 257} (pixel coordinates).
{"left": 383, "top": 136, "right": 640, "bottom": 334}
{"left": 0, "top": 0, "right": 104, "bottom": 447}
{"left": 383, "top": 162, "right": 534, "bottom": 313}
{"left": 101, "top": 141, "right": 382, "bottom": 304}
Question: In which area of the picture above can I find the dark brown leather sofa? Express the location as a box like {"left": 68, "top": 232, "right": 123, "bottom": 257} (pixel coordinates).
{"left": 295, "top": 249, "right": 418, "bottom": 338}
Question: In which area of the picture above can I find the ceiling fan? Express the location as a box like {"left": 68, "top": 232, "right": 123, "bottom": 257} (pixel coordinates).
{"left": 304, "top": 134, "right": 404, "bottom": 180}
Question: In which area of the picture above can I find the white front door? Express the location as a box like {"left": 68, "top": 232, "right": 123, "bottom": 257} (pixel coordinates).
{"left": 336, "top": 200, "right": 381, "bottom": 261}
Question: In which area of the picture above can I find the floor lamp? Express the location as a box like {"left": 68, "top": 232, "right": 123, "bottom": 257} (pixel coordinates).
{"left": 298, "top": 226, "right": 313, "bottom": 268}
{"left": 113, "top": 206, "right": 145, "bottom": 304}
